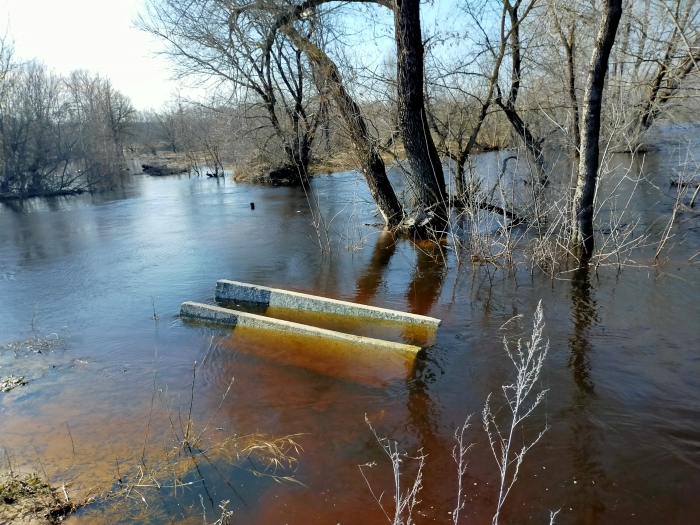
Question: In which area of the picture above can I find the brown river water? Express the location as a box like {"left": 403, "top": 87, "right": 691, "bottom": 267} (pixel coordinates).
{"left": 1, "top": 144, "right": 699, "bottom": 525}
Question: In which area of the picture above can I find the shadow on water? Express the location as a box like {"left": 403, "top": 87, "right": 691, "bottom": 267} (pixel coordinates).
{"left": 406, "top": 240, "right": 448, "bottom": 318}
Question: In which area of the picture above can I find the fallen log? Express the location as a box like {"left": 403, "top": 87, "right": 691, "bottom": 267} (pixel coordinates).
{"left": 141, "top": 164, "right": 188, "bottom": 176}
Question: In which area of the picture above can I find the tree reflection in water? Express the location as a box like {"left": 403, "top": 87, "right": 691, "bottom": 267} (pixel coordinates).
{"left": 568, "top": 263, "right": 607, "bottom": 525}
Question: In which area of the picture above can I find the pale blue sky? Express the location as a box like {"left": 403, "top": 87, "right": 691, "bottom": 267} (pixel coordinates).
{"left": 0, "top": 0, "right": 465, "bottom": 110}
{"left": 0, "top": 0, "right": 179, "bottom": 110}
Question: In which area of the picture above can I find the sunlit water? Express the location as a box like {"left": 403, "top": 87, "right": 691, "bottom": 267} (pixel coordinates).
{"left": 0, "top": 146, "right": 699, "bottom": 525}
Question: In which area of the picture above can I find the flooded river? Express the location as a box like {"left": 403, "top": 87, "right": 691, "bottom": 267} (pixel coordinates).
{"left": 1, "top": 149, "right": 699, "bottom": 525}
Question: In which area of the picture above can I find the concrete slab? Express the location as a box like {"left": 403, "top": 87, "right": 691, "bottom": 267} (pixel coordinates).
{"left": 210, "top": 323, "right": 415, "bottom": 387}
{"left": 180, "top": 302, "right": 422, "bottom": 354}
{"left": 214, "top": 280, "right": 441, "bottom": 327}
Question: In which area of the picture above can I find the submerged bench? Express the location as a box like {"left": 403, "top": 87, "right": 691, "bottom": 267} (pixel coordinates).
{"left": 214, "top": 280, "right": 441, "bottom": 328}
{"left": 180, "top": 302, "right": 422, "bottom": 354}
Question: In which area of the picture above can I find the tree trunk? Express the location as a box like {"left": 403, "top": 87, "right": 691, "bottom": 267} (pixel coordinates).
{"left": 550, "top": 6, "right": 581, "bottom": 164}
{"left": 571, "top": 0, "right": 623, "bottom": 255}
{"left": 282, "top": 26, "right": 404, "bottom": 228}
{"left": 496, "top": 0, "right": 547, "bottom": 183}
{"left": 393, "top": 0, "right": 447, "bottom": 230}
{"left": 565, "top": 22, "right": 581, "bottom": 165}
{"left": 454, "top": 158, "right": 467, "bottom": 199}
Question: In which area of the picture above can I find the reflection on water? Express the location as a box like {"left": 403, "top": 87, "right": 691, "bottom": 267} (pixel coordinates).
{"left": 568, "top": 264, "right": 599, "bottom": 396}
{"left": 406, "top": 240, "right": 447, "bottom": 317}
{"left": 0, "top": 150, "right": 699, "bottom": 524}
{"left": 217, "top": 323, "right": 416, "bottom": 386}
{"left": 567, "top": 264, "right": 606, "bottom": 525}
{"left": 354, "top": 231, "right": 398, "bottom": 304}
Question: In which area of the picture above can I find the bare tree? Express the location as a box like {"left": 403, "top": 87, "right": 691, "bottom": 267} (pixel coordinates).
{"left": 281, "top": 25, "right": 405, "bottom": 227}
{"left": 548, "top": 0, "right": 581, "bottom": 164}
{"left": 65, "top": 70, "right": 135, "bottom": 189}
{"left": 0, "top": 62, "right": 134, "bottom": 198}
{"left": 571, "top": 0, "right": 623, "bottom": 254}
{"left": 0, "top": 35, "right": 15, "bottom": 193}
{"left": 426, "top": 0, "right": 541, "bottom": 192}
{"left": 625, "top": 0, "right": 700, "bottom": 147}
{"left": 0, "top": 62, "right": 74, "bottom": 196}
{"left": 155, "top": 97, "right": 187, "bottom": 153}
{"left": 138, "top": 0, "right": 329, "bottom": 183}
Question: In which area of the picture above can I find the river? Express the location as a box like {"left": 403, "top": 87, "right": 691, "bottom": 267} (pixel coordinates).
{"left": 1, "top": 147, "right": 699, "bottom": 525}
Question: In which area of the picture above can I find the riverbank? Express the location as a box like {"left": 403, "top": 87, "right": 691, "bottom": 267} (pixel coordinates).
{"left": 0, "top": 473, "right": 86, "bottom": 525}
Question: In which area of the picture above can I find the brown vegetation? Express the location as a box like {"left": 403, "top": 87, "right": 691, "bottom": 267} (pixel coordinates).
{"left": 132, "top": 0, "right": 700, "bottom": 254}
{"left": 0, "top": 473, "right": 90, "bottom": 525}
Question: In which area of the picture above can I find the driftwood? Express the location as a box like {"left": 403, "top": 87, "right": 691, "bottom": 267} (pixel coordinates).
{"left": 451, "top": 197, "right": 527, "bottom": 226}
{"left": 0, "top": 188, "right": 85, "bottom": 201}
{"left": 252, "top": 165, "right": 301, "bottom": 185}
{"left": 141, "top": 164, "right": 188, "bottom": 176}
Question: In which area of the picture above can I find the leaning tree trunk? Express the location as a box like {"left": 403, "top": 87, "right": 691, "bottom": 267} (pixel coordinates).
{"left": 282, "top": 26, "right": 404, "bottom": 228}
{"left": 496, "top": 0, "right": 547, "bottom": 184}
{"left": 393, "top": 0, "right": 447, "bottom": 232}
{"left": 269, "top": 0, "right": 446, "bottom": 231}
{"left": 571, "top": 0, "right": 623, "bottom": 256}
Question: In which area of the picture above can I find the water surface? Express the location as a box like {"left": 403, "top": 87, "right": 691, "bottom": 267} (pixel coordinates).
{"left": 0, "top": 152, "right": 699, "bottom": 525}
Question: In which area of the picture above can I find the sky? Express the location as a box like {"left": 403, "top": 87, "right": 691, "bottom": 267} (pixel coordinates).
{"left": 0, "top": 0, "right": 179, "bottom": 110}
{"left": 0, "top": 0, "right": 463, "bottom": 111}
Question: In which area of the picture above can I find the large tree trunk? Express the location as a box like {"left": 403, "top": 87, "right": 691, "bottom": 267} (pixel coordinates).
{"left": 393, "top": 0, "right": 447, "bottom": 231}
{"left": 571, "top": 0, "right": 623, "bottom": 255}
{"left": 269, "top": 0, "right": 447, "bottom": 232}
{"left": 282, "top": 26, "right": 404, "bottom": 228}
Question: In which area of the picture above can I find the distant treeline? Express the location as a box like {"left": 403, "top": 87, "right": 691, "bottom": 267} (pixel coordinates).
{"left": 0, "top": 41, "right": 135, "bottom": 199}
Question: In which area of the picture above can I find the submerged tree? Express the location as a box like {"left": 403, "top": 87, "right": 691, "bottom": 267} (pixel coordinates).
{"left": 281, "top": 25, "right": 405, "bottom": 227}
{"left": 138, "top": 0, "right": 330, "bottom": 183}
{"left": 265, "top": 0, "right": 450, "bottom": 231}
{"left": 0, "top": 61, "right": 134, "bottom": 198}
{"left": 571, "top": 0, "right": 623, "bottom": 254}
{"left": 135, "top": 0, "right": 699, "bottom": 257}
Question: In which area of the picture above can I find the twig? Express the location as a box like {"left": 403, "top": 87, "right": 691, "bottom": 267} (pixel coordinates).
{"left": 151, "top": 296, "right": 158, "bottom": 322}
{"left": 66, "top": 422, "right": 76, "bottom": 459}
{"left": 452, "top": 415, "right": 474, "bottom": 525}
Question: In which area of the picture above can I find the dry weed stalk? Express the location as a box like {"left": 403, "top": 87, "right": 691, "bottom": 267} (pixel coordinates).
{"left": 1, "top": 308, "right": 69, "bottom": 357}
{"left": 359, "top": 415, "right": 426, "bottom": 525}
{"left": 655, "top": 146, "right": 700, "bottom": 258}
{"left": 97, "top": 339, "right": 303, "bottom": 523}
{"left": 126, "top": 362, "right": 302, "bottom": 499}
{"left": 483, "top": 301, "right": 550, "bottom": 525}
{"left": 362, "top": 302, "right": 556, "bottom": 525}
{"left": 451, "top": 415, "right": 474, "bottom": 525}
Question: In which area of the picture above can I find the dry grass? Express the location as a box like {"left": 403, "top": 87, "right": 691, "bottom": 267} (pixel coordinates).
{"left": 81, "top": 358, "right": 304, "bottom": 524}
{"left": 1, "top": 333, "right": 304, "bottom": 524}
{"left": 0, "top": 472, "right": 96, "bottom": 524}
{"left": 0, "top": 334, "right": 67, "bottom": 357}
